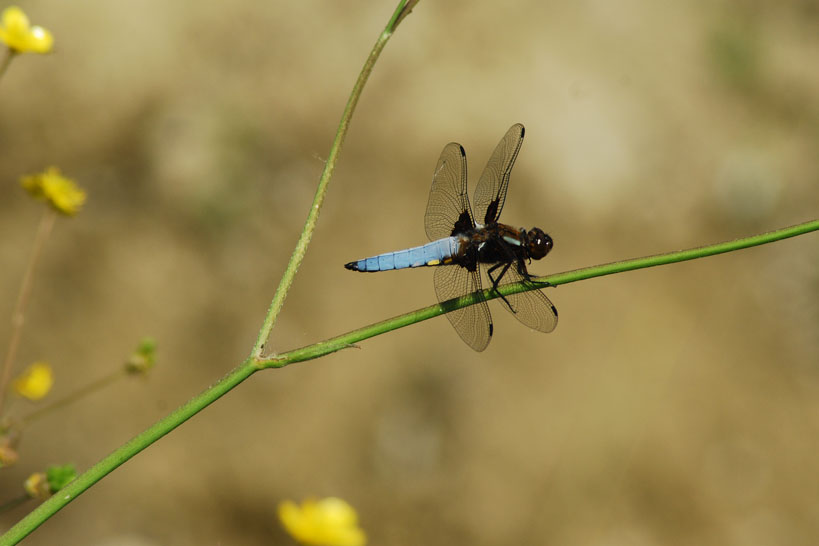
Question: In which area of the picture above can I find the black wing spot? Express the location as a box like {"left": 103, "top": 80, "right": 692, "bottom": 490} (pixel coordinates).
{"left": 452, "top": 210, "right": 473, "bottom": 235}
{"left": 484, "top": 200, "right": 500, "bottom": 225}
{"left": 551, "top": 305, "right": 558, "bottom": 317}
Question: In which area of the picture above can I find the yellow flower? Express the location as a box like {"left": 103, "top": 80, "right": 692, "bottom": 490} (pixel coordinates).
{"left": 13, "top": 361, "right": 54, "bottom": 401}
{"left": 0, "top": 6, "right": 53, "bottom": 54}
{"left": 21, "top": 167, "right": 86, "bottom": 216}
{"left": 278, "top": 498, "right": 367, "bottom": 546}
{"left": 23, "top": 472, "right": 50, "bottom": 499}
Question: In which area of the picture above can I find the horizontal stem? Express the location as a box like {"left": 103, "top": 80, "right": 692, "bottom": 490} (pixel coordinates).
{"left": 3, "top": 219, "right": 813, "bottom": 545}
{"left": 260, "top": 218, "right": 819, "bottom": 367}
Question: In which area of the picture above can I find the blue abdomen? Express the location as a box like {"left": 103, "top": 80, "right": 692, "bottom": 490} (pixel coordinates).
{"left": 345, "top": 237, "right": 460, "bottom": 272}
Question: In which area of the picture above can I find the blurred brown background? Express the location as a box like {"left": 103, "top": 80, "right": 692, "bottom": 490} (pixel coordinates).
{"left": 1, "top": 0, "right": 818, "bottom": 544}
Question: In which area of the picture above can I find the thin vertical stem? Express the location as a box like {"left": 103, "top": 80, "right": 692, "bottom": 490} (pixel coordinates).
{"left": 251, "top": 0, "right": 415, "bottom": 358}
{"left": 0, "top": 208, "right": 57, "bottom": 415}
{"left": 0, "top": 3, "right": 421, "bottom": 543}
{"left": 0, "top": 48, "right": 15, "bottom": 84}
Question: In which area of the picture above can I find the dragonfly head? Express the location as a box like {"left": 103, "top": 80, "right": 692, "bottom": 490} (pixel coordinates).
{"left": 526, "top": 227, "right": 553, "bottom": 260}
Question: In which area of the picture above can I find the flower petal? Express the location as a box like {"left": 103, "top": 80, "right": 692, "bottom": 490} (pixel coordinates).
{"left": 0, "top": 6, "right": 53, "bottom": 54}
{"left": 2, "top": 7, "right": 30, "bottom": 33}
{"left": 20, "top": 167, "right": 86, "bottom": 215}
{"left": 278, "top": 497, "right": 366, "bottom": 546}
{"left": 14, "top": 361, "right": 54, "bottom": 401}
{"left": 28, "top": 26, "right": 53, "bottom": 53}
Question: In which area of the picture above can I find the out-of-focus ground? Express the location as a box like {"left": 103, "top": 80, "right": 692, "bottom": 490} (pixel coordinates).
{"left": 1, "top": 1, "right": 817, "bottom": 544}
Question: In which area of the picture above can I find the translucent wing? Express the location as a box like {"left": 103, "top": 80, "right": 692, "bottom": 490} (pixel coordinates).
{"left": 434, "top": 265, "right": 493, "bottom": 351}
{"left": 488, "top": 262, "right": 558, "bottom": 333}
{"left": 425, "top": 142, "right": 475, "bottom": 241}
{"left": 473, "top": 123, "right": 525, "bottom": 226}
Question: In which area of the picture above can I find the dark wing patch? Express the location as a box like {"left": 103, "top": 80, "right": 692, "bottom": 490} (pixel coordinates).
{"left": 473, "top": 123, "right": 525, "bottom": 226}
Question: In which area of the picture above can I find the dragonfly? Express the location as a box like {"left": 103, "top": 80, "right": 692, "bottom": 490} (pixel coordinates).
{"left": 345, "top": 123, "right": 557, "bottom": 351}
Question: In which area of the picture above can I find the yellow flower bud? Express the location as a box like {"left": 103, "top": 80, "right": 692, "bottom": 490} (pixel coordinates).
{"left": 13, "top": 361, "right": 54, "bottom": 401}
{"left": 24, "top": 472, "right": 50, "bottom": 500}
{"left": 0, "top": 6, "right": 53, "bottom": 54}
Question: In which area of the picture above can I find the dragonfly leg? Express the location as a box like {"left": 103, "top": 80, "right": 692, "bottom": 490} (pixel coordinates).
{"left": 486, "top": 262, "right": 516, "bottom": 313}
{"left": 517, "top": 261, "right": 553, "bottom": 288}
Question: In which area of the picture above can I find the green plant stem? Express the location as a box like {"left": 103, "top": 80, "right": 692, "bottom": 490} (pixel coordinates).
{"left": 251, "top": 0, "right": 416, "bottom": 359}
{"left": 0, "top": 0, "right": 811, "bottom": 542}
{"left": 0, "top": 209, "right": 56, "bottom": 417}
{"left": 0, "top": 2, "right": 418, "bottom": 544}
{"left": 0, "top": 361, "right": 257, "bottom": 545}
{"left": 1, "top": 215, "right": 814, "bottom": 545}
{"left": 257, "top": 218, "right": 819, "bottom": 367}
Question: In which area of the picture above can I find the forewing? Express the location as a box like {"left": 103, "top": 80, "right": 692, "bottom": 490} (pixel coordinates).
{"left": 425, "top": 142, "right": 475, "bottom": 241}
{"left": 489, "top": 262, "right": 558, "bottom": 333}
{"left": 434, "top": 265, "right": 493, "bottom": 351}
{"left": 473, "top": 123, "right": 525, "bottom": 225}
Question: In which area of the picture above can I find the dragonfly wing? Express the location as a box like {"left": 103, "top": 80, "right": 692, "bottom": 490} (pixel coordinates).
{"left": 425, "top": 142, "right": 475, "bottom": 241}
{"left": 488, "top": 262, "right": 558, "bottom": 333}
{"left": 473, "top": 123, "right": 525, "bottom": 226}
{"left": 434, "top": 265, "right": 493, "bottom": 351}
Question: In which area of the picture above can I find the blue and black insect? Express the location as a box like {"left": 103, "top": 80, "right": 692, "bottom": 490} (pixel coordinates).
{"left": 345, "top": 124, "right": 557, "bottom": 351}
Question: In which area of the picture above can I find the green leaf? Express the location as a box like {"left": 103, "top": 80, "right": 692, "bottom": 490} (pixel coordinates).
{"left": 45, "top": 464, "right": 77, "bottom": 492}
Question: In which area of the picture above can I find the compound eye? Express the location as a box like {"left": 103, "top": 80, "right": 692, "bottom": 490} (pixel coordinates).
{"left": 528, "top": 228, "right": 553, "bottom": 260}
